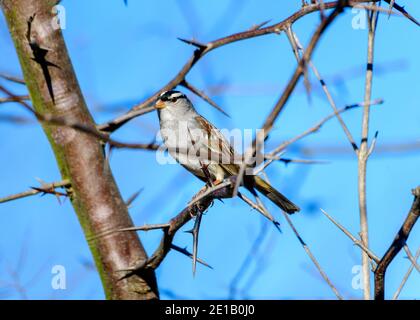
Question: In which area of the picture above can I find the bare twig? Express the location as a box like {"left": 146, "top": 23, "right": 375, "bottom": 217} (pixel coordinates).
{"left": 358, "top": 4, "right": 379, "bottom": 300}
{"left": 388, "top": 0, "right": 396, "bottom": 18}
{"left": 125, "top": 188, "right": 143, "bottom": 207}
{"left": 381, "top": 0, "right": 419, "bottom": 25}
{"left": 180, "top": 79, "right": 230, "bottom": 117}
{"left": 0, "top": 180, "right": 70, "bottom": 204}
{"left": 286, "top": 27, "right": 359, "bottom": 151}
{"left": 282, "top": 211, "right": 343, "bottom": 299}
{"left": 392, "top": 246, "right": 420, "bottom": 299}
{"left": 170, "top": 244, "right": 213, "bottom": 269}
{"left": 0, "top": 73, "right": 25, "bottom": 84}
{"left": 260, "top": 99, "right": 383, "bottom": 172}
{"left": 229, "top": 219, "right": 270, "bottom": 299}
{"left": 88, "top": 223, "right": 171, "bottom": 241}
{"left": 0, "top": 85, "right": 161, "bottom": 151}
{"left": 374, "top": 187, "right": 420, "bottom": 300}
{"left": 320, "top": 209, "right": 380, "bottom": 263}
{"left": 403, "top": 245, "right": 420, "bottom": 273}
{"left": 301, "top": 140, "right": 420, "bottom": 156}
{"left": 237, "top": 191, "right": 278, "bottom": 225}
{"left": 0, "top": 95, "right": 29, "bottom": 103}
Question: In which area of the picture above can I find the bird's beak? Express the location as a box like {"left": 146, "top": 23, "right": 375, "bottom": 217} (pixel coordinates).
{"left": 155, "top": 100, "right": 166, "bottom": 109}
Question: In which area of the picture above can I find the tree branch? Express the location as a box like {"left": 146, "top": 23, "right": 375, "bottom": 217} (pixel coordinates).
{"left": 374, "top": 187, "right": 420, "bottom": 300}
{"left": 98, "top": 0, "right": 404, "bottom": 133}
{"left": 358, "top": 3, "right": 379, "bottom": 299}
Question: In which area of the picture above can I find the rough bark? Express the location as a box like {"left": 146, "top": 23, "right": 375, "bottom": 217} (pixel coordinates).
{"left": 0, "top": 0, "right": 158, "bottom": 299}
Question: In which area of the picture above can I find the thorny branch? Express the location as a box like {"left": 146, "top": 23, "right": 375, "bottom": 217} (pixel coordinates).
{"left": 374, "top": 187, "right": 420, "bottom": 300}
{"left": 97, "top": 0, "right": 416, "bottom": 134}
{"left": 234, "top": 1, "right": 349, "bottom": 197}
{"left": 0, "top": 180, "right": 69, "bottom": 204}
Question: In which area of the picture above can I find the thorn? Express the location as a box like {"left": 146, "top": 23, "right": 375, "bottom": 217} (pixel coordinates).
{"left": 170, "top": 244, "right": 213, "bottom": 269}
{"left": 177, "top": 38, "right": 207, "bottom": 50}
{"left": 180, "top": 80, "right": 230, "bottom": 118}
{"left": 368, "top": 130, "right": 379, "bottom": 156}
{"left": 125, "top": 188, "right": 143, "bottom": 207}
{"left": 192, "top": 209, "right": 204, "bottom": 276}
{"left": 273, "top": 221, "right": 282, "bottom": 233}
{"left": 248, "top": 19, "right": 271, "bottom": 31}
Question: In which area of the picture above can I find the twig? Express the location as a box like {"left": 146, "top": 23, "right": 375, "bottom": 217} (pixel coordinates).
{"left": 286, "top": 27, "right": 358, "bottom": 151}
{"left": 170, "top": 244, "right": 213, "bottom": 269}
{"left": 237, "top": 191, "right": 278, "bottom": 224}
{"left": 0, "top": 180, "right": 70, "bottom": 204}
{"left": 392, "top": 246, "right": 420, "bottom": 299}
{"left": 301, "top": 139, "right": 420, "bottom": 156}
{"left": 0, "top": 85, "right": 161, "bottom": 151}
{"left": 282, "top": 209, "right": 343, "bottom": 299}
{"left": 0, "top": 95, "right": 30, "bottom": 103}
{"left": 264, "top": 156, "right": 328, "bottom": 165}
{"left": 88, "top": 223, "right": 171, "bottom": 241}
{"left": 358, "top": 4, "right": 379, "bottom": 300}
{"left": 187, "top": 180, "right": 233, "bottom": 208}
{"left": 180, "top": 79, "right": 230, "bottom": 117}
{"left": 311, "top": 61, "right": 359, "bottom": 151}
{"left": 387, "top": 0, "right": 396, "bottom": 19}
{"left": 228, "top": 219, "right": 270, "bottom": 298}
{"left": 125, "top": 188, "right": 143, "bottom": 207}
{"left": 285, "top": 24, "right": 311, "bottom": 101}
{"left": 381, "top": 0, "right": 419, "bottom": 25}
{"left": 260, "top": 99, "right": 383, "bottom": 172}
{"left": 320, "top": 209, "right": 380, "bottom": 263}
{"left": 374, "top": 187, "right": 420, "bottom": 300}
{"left": 0, "top": 73, "right": 25, "bottom": 84}
{"left": 403, "top": 245, "right": 420, "bottom": 273}
{"left": 248, "top": 20, "right": 271, "bottom": 31}
{"left": 177, "top": 37, "right": 207, "bottom": 50}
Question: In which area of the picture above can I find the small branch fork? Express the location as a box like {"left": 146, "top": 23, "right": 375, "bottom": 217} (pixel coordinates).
{"left": 128, "top": 178, "right": 238, "bottom": 274}
{"left": 374, "top": 187, "right": 420, "bottom": 300}
{"left": 320, "top": 187, "right": 420, "bottom": 300}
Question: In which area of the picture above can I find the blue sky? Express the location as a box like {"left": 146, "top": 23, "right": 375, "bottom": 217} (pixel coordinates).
{"left": 0, "top": 0, "right": 419, "bottom": 299}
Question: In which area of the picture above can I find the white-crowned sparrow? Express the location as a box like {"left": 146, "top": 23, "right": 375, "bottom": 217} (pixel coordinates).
{"left": 155, "top": 90, "right": 299, "bottom": 214}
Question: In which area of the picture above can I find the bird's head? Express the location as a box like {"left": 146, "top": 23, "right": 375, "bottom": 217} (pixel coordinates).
{"left": 155, "top": 90, "right": 191, "bottom": 110}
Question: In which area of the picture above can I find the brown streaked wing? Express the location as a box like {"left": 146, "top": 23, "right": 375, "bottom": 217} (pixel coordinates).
{"left": 194, "top": 116, "right": 240, "bottom": 171}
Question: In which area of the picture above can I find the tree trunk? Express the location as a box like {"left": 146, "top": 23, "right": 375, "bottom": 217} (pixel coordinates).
{"left": 1, "top": 0, "right": 158, "bottom": 299}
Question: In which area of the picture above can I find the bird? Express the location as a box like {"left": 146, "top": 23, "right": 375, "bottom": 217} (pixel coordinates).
{"left": 155, "top": 90, "right": 300, "bottom": 214}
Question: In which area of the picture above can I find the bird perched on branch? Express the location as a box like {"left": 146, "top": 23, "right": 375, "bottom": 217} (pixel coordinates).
{"left": 155, "top": 90, "right": 299, "bottom": 214}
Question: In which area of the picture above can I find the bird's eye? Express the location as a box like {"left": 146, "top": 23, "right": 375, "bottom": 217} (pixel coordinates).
{"left": 171, "top": 97, "right": 178, "bottom": 103}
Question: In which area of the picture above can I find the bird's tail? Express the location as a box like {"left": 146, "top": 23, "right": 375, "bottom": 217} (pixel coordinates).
{"left": 253, "top": 176, "right": 300, "bottom": 214}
